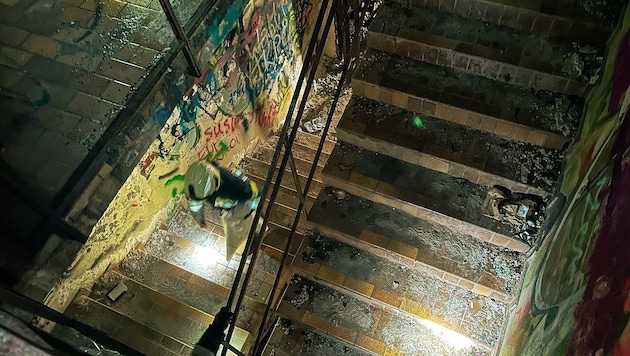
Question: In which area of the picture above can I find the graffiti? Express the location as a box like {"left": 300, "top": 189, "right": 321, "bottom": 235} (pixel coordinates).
{"left": 502, "top": 7, "right": 630, "bottom": 356}
{"left": 204, "top": 116, "right": 242, "bottom": 139}
{"left": 139, "top": 152, "right": 158, "bottom": 178}
{"left": 197, "top": 137, "right": 239, "bottom": 161}
{"left": 182, "top": 0, "right": 307, "bottom": 120}
{"left": 164, "top": 174, "right": 185, "bottom": 186}
{"left": 141, "top": 0, "right": 312, "bottom": 178}
{"left": 292, "top": 0, "right": 313, "bottom": 45}
{"left": 252, "top": 103, "right": 279, "bottom": 129}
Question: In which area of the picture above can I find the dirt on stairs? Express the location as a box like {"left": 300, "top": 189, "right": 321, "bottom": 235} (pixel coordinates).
{"left": 265, "top": 0, "right": 605, "bottom": 354}
{"left": 58, "top": 207, "right": 286, "bottom": 355}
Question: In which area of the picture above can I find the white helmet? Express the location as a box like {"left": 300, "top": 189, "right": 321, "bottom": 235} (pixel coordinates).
{"left": 184, "top": 161, "right": 221, "bottom": 211}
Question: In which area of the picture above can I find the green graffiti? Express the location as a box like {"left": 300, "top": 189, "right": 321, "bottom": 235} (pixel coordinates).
{"left": 164, "top": 174, "right": 185, "bottom": 187}
{"left": 171, "top": 188, "right": 178, "bottom": 197}
{"left": 202, "top": 141, "right": 230, "bottom": 162}
{"left": 413, "top": 116, "right": 424, "bottom": 128}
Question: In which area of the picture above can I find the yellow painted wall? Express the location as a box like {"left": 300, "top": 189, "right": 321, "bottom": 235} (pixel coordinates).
{"left": 44, "top": 0, "right": 324, "bottom": 315}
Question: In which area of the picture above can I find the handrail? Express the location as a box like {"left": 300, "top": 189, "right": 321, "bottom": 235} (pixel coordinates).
{"left": 220, "top": 0, "right": 333, "bottom": 354}
{"left": 0, "top": 287, "right": 143, "bottom": 356}
{"left": 251, "top": 45, "right": 352, "bottom": 356}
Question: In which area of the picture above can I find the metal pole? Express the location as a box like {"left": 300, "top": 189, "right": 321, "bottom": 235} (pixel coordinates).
{"left": 283, "top": 137, "right": 307, "bottom": 211}
{"left": 157, "top": 0, "right": 202, "bottom": 77}
{"left": 223, "top": 0, "right": 330, "bottom": 311}
{"left": 0, "top": 288, "right": 144, "bottom": 356}
{"left": 251, "top": 38, "right": 349, "bottom": 356}
{"left": 0, "top": 160, "right": 87, "bottom": 244}
{"left": 220, "top": 0, "right": 332, "bottom": 353}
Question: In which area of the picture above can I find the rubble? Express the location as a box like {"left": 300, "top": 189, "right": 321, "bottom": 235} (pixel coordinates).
{"left": 483, "top": 186, "right": 545, "bottom": 246}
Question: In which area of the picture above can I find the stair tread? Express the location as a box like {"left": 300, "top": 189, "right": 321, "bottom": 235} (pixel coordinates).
{"left": 264, "top": 317, "right": 374, "bottom": 356}
{"left": 338, "top": 96, "right": 563, "bottom": 193}
{"left": 159, "top": 217, "right": 282, "bottom": 294}
{"left": 65, "top": 295, "right": 191, "bottom": 355}
{"left": 242, "top": 157, "right": 322, "bottom": 199}
{"left": 293, "top": 233, "right": 511, "bottom": 347}
{"left": 278, "top": 275, "right": 496, "bottom": 354}
{"left": 307, "top": 188, "right": 524, "bottom": 297}
{"left": 118, "top": 248, "right": 230, "bottom": 316}
{"left": 370, "top": 3, "right": 603, "bottom": 94}
{"left": 323, "top": 142, "right": 537, "bottom": 249}
{"left": 261, "top": 134, "right": 331, "bottom": 167}
{"left": 263, "top": 227, "right": 306, "bottom": 256}
{"left": 354, "top": 49, "right": 583, "bottom": 139}
{"left": 393, "top": 0, "right": 618, "bottom": 35}
{"left": 144, "top": 229, "right": 240, "bottom": 289}
{"left": 250, "top": 146, "right": 326, "bottom": 182}
{"left": 89, "top": 270, "right": 211, "bottom": 345}
{"left": 294, "top": 129, "right": 337, "bottom": 155}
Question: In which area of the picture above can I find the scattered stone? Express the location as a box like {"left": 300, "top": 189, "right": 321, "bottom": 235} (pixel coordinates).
{"left": 333, "top": 189, "right": 347, "bottom": 200}
{"left": 302, "top": 117, "right": 325, "bottom": 133}
{"left": 482, "top": 186, "right": 545, "bottom": 245}
{"left": 562, "top": 52, "right": 584, "bottom": 79}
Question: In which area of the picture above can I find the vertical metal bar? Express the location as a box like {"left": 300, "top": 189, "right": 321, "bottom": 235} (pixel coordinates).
{"left": 0, "top": 288, "right": 144, "bottom": 356}
{"left": 157, "top": 0, "right": 202, "bottom": 77}
{"left": 220, "top": 340, "right": 246, "bottom": 356}
{"left": 0, "top": 161, "right": 88, "bottom": 244}
{"left": 252, "top": 49, "right": 349, "bottom": 356}
{"left": 282, "top": 137, "right": 307, "bottom": 211}
{"left": 219, "top": 2, "right": 331, "bottom": 354}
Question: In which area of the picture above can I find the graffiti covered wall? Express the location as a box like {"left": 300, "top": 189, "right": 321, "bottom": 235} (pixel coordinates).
{"left": 501, "top": 4, "right": 630, "bottom": 355}
{"left": 44, "top": 0, "right": 320, "bottom": 313}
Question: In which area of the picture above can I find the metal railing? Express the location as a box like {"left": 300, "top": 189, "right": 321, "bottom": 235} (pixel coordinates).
{"left": 0, "top": 0, "right": 382, "bottom": 353}
{"left": 219, "top": 0, "right": 379, "bottom": 354}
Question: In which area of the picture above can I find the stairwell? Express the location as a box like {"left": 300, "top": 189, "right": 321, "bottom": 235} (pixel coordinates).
{"left": 49, "top": 0, "right": 613, "bottom": 354}
{"left": 263, "top": 0, "right": 606, "bottom": 355}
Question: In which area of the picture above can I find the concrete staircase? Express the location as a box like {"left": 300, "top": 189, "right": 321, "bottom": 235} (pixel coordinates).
{"left": 55, "top": 207, "right": 285, "bottom": 355}
{"left": 52, "top": 0, "right": 611, "bottom": 353}
{"left": 53, "top": 128, "right": 334, "bottom": 355}
{"left": 262, "top": 0, "right": 603, "bottom": 355}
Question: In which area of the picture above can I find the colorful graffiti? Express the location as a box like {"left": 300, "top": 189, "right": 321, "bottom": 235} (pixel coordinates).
{"left": 143, "top": 0, "right": 315, "bottom": 174}
{"left": 501, "top": 5, "right": 630, "bottom": 356}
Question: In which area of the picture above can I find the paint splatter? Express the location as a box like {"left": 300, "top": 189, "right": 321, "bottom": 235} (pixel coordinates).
{"left": 413, "top": 116, "right": 424, "bottom": 128}
{"left": 164, "top": 174, "right": 185, "bottom": 187}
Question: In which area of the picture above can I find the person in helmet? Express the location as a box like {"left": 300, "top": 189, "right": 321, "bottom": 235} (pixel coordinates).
{"left": 184, "top": 159, "right": 261, "bottom": 260}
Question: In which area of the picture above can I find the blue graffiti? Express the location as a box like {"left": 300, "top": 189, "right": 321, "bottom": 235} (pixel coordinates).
{"left": 179, "top": 90, "right": 203, "bottom": 129}
{"left": 207, "top": 0, "right": 248, "bottom": 48}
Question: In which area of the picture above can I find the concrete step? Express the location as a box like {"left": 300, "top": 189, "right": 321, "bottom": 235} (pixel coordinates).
{"left": 243, "top": 156, "right": 321, "bottom": 201}
{"left": 353, "top": 49, "right": 584, "bottom": 149}
{"left": 262, "top": 227, "right": 307, "bottom": 257}
{"left": 277, "top": 275, "right": 493, "bottom": 355}
{"left": 249, "top": 147, "right": 325, "bottom": 186}
{"left": 88, "top": 270, "right": 214, "bottom": 346}
{"left": 392, "top": 0, "right": 616, "bottom": 43}
{"left": 241, "top": 157, "right": 323, "bottom": 203}
{"left": 168, "top": 206, "right": 297, "bottom": 261}
{"left": 307, "top": 188, "right": 524, "bottom": 300}
{"left": 294, "top": 129, "right": 337, "bottom": 155}
{"left": 292, "top": 233, "right": 511, "bottom": 348}
{"left": 337, "top": 96, "right": 563, "bottom": 195}
{"left": 323, "top": 142, "right": 533, "bottom": 253}
{"left": 64, "top": 295, "right": 192, "bottom": 355}
{"left": 369, "top": 3, "right": 602, "bottom": 96}
{"left": 263, "top": 134, "right": 331, "bottom": 167}
{"left": 262, "top": 203, "right": 309, "bottom": 234}
{"left": 117, "top": 248, "right": 229, "bottom": 316}
{"left": 143, "top": 228, "right": 280, "bottom": 305}
{"left": 263, "top": 317, "right": 375, "bottom": 356}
